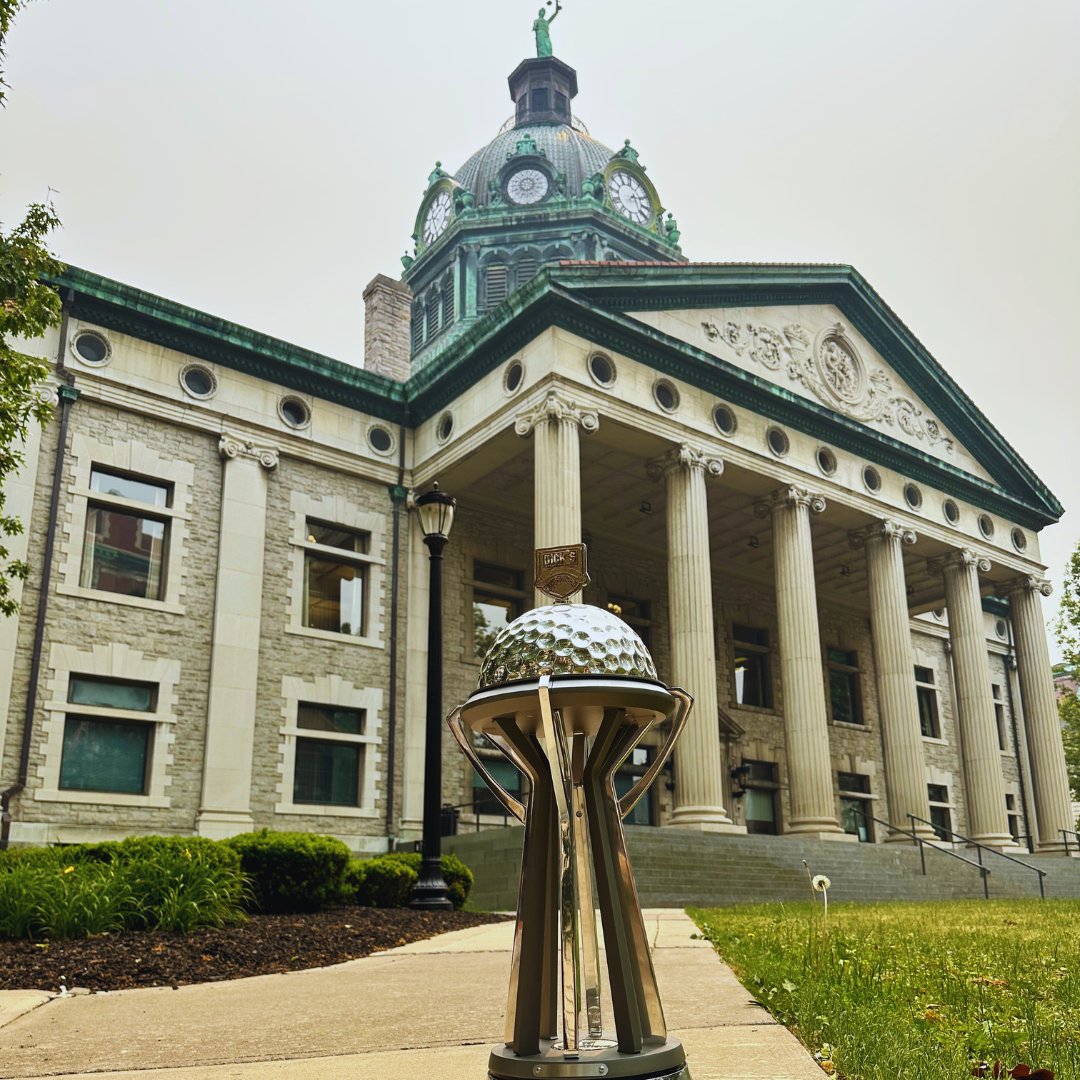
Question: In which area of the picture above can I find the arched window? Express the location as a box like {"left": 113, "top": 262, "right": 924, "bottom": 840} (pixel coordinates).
{"left": 425, "top": 291, "right": 441, "bottom": 341}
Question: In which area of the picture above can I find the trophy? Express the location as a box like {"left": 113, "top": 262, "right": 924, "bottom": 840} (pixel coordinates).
{"left": 448, "top": 546, "right": 693, "bottom": 1079}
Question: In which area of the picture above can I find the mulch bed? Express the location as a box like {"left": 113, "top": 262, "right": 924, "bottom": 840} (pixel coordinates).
{"left": 0, "top": 908, "right": 509, "bottom": 994}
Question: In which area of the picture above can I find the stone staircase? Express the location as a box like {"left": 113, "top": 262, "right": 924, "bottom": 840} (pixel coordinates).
{"left": 446, "top": 826, "right": 1080, "bottom": 911}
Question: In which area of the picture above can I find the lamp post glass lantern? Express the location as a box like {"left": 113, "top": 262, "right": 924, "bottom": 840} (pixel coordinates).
{"left": 410, "top": 482, "right": 457, "bottom": 910}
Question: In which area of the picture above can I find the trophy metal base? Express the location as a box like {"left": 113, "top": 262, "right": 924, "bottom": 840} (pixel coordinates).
{"left": 488, "top": 1035, "right": 688, "bottom": 1079}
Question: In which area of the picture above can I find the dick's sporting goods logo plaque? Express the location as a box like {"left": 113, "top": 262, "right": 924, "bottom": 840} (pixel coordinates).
{"left": 534, "top": 544, "right": 590, "bottom": 602}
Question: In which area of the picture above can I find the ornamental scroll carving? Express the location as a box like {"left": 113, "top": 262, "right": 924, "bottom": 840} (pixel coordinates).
{"left": 1000, "top": 574, "right": 1053, "bottom": 598}
{"left": 927, "top": 549, "right": 992, "bottom": 577}
{"left": 645, "top": 443, "right": 723, "bottom": 482}
{"left": 514, "top": 390, "right": 599, "bottom": 437}
{"left": 848, "top": 519, "right": 918, "bottom": 550}
{"left": 701, "top": 317, "right": 954, "bottom": 454}
{"left": 753, "top": 486, "right": 827, "bottom": 519}
{"left": 219, "top": 435, "right": 279, "bottom": 470}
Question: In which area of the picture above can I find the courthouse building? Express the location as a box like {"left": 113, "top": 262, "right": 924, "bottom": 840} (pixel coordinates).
{"left": 0, "top": 40, "right": 1073, "bottom": 855}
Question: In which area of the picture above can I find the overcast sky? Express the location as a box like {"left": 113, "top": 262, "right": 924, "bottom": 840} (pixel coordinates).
{"left": 2, "top": 0, "right": 1077, "bottom": 654}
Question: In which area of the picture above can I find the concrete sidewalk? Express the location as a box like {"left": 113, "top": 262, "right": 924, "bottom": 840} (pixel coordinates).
{"left": 0, "top": 910, "right": 821, "bottom": 1079}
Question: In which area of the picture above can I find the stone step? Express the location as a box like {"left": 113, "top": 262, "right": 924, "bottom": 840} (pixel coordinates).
{"left": 447, "top": 826, "right": 1080, "bottom": 910}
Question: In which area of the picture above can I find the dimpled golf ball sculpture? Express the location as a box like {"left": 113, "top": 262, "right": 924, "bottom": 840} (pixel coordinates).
{"left": 448, "top": 603, "right": 693, "bottom": 1080}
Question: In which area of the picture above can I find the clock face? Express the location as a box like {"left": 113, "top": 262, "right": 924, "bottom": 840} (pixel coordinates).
{"left": 423, "top": 191, "right": 453, "bottom": 245}
{"left": 506, "top": 167, "right": 550, "bottom": 205}
{"left": 607, "top": 170, "right": 652, "bottom": 224}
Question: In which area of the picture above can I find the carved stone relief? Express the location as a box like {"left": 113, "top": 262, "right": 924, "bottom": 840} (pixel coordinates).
{"left": 701, "top": 316, "right": 954, "bottom": 453}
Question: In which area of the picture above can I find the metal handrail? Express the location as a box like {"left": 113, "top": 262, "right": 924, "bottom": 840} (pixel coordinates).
{"left": 1061, "top": 829, "right": 1080, "bottom": 857}
{"left": 442, "top": 799, "right": 518, "bottom": 833}
{"left": 852, "top": 808, "right": 990, "bottom": 897}
{"left": 908, "top": 813, "right": 1046, "bottom": 899}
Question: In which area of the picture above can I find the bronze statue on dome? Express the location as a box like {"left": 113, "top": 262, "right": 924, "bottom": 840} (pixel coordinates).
{"left": 533, "top": 0, "right": 561, "bottom": 58}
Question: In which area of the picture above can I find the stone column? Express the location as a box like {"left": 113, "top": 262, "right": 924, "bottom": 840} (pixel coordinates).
{"left": 1003, "top": 575, "right": 1074, "bottom": 852}
{"left": 196, "top": 435, "right": 278, "bottom": 839}
{"left": 850, "top": 521, "right": 934, "bottom": 840}
{"left": 515, "top": 390, "right": 598, "bottom": 607}
{"left": 929, "top": 550, "right": 1012, "bottom": 847}
{"left": 646, "top": 445, "right": 738, "bottom": 830}
{"left": 755, "top": 487, "right": 843, "bottom": 837}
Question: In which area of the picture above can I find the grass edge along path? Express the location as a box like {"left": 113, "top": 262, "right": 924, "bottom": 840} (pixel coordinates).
{"left": 688, "top": 900, "right": 1079, "bottom": 1080}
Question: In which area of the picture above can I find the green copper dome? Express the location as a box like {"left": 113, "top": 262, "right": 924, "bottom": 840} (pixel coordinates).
{"left": 455, "top": 123, "right": 615, "bottom": 208}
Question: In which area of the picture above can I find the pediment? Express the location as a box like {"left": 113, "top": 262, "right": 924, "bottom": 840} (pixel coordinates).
{"left": 630, "top": 304, "right": 996, "bottom": 484}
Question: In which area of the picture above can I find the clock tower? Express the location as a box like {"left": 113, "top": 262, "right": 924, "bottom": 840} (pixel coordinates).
{"left": 401, "top": 41, "right": 684, "bottom": 369}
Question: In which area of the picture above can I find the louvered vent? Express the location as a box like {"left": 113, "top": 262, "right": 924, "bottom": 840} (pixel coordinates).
{"left": 442, "top": 278, "right": 455, "bottom": 326}
{"left": 411, "top": 303, "right": 424, "bottom": 353}
{"left": 485, "top": 265, "right": 509, "bottom": 308}
{"left": 516, "top": 257, "right": 539, "bottom": 288}
{"left": 425, "top": 296, "right": 440, "bottom": 341}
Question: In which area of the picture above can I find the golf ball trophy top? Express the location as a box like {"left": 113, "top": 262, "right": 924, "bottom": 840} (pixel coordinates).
{"left": 448, "top": 545, "right": 693, "bottom": 1079}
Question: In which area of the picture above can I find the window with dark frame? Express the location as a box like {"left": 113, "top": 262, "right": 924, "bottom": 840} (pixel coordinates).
{"left": 915, "top": 666, "right": 940, "bottom": 739}
{"left": 837, "top": 771, "right": 873, "bottom": 842}
{"left": 81, "top": 468, "right": 171, "bottom": 600}
{"left": 827, "top": 648, "right": 863, "bottom": 725}
{"left": 613, "top": 745, "right": 656, "bottom": 826}
{"left": 606, "top": 595, "right": 652, "bottom": 651}
{"left": 292, "top": 703, "right": 366, "bottom": 807}
{"left": 742, "top": 760, "right": 779, "bottom": 835}
{"left": 472, "top": 561, "right": 526, "bottom": 660}
{"left": 927, "top": 783, "right": 952, "bottom": 841}
{"left": 1005, "top": 792, "right": 1021, "bottom": 843}
{"left": 303, "top": 520, "right": 371, "bottom": 638}
{"left": 992, "top": 683, "right": 1007, "bottom": 751}
{"left": 59, "top": 676, "right": 158, "bottom": 795}
{"left": 732, "top": 625, "right": 772, "bottom": 709}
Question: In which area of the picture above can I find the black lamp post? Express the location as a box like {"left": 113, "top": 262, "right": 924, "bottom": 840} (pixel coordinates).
{"left": 409, "top": 482, "right": 456, "bottom": 910}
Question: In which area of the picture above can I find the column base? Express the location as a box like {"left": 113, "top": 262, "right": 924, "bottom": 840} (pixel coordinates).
{"left": 785, "top": 818, "right": 847, "bottom": 839}
{"left": 1033, "top": 842, "right": 1075, "bottom": 856}
{"left": 968, "top": 832, "right": 1017, "bottom": 851}
{"left": 788, "top": 829, "right": 858, "bottom": 843}
{"left": 489, "top": 1034, "right": 687, "bottom": 1079}
{"left": 668, "top": 805, "right": 744, "bottom": 833}
{"left": 885, "top": 825, "right": 937, "bottom": 843}
{"left": 195, "top": 810, "right": 255, "bottom": 839}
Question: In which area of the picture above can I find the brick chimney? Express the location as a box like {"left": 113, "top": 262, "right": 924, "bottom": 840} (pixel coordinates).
{"left": 362, "top": 274, "right": 412, "bottom": 382}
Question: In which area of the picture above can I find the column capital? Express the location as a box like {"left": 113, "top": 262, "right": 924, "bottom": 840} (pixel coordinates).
{"left": 514, "top": 390, "right": 599, "bottom": 437}
{"left": 848, "top": 519, "right": 917, "bottom": 550}
{"left": 753, "top": 485, "right": 826, "bottom": 520}
{"left": 645, "top": 443, "right": 723, "bottom": 482}
{"left": 927, "top": 548, "right": 991, "bottom": 577}
{"left": 219, "top": 434, "right": 278, "bottom": 470}
{"left": 1000, "top": 573, "right": 1053, "bottom": 598}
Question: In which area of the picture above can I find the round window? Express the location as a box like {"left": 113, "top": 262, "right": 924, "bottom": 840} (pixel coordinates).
{"left": 943, "top": 498, "right": 960, "bottom": 524}
{"left": 368, "top": 426, "right": 394, "bottom": 455}
{"left": 180, "top": 363, "right": 216, "bottom": 399}
{"left": 713, "top": 403, "right": 737, "bottom": 436}
{"left": 72, "top": 330, "right": 110, "bottom": 366}
{"left": 995, "top": 619, "right": 1008, "bottom": 640}
{"left": 903, "top": 483, "right": 923, "bottom": 510}
{"left": 587, "top": 353, "right": 616, "bottom": 387}
{"left": 816, "top": 447, "right": 837, "bottom": 476}
{"left": 279, "top": 396, "right": 311, "bottom": 429}
{"left": 766, "top": 426, "right": 790, "bottom": 457}
{"left": 653, "top": 379, "right": 679, "bottom": 412}
{"left": 978, "top": 514, "right": 995, "bottom": 539}
{"left": 863, "top": 465, "right": 881, "bottom": 492}
{"left": 504, "top": 360, "right": 524, "bottom": 394}
{"left": 1011, "top": 527, "right": 1027, "bottom": 553}
{"left": 933, "top": 608, "right": 946, "bottom": 621}
{"left": 436, "top": 412, "right": 454, "bottom": 442}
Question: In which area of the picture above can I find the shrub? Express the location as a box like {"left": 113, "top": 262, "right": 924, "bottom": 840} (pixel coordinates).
{"left": 0, "top": 837, "right": 248, "bottom": 939}
{"left": 225, "top": 830, "right": 351, "bottom": 913}
{"left": 346, "top": 856, "right": 417, "bottom": 908}
{"left": 352, "top": 852, "right": 474, "bottom": 909}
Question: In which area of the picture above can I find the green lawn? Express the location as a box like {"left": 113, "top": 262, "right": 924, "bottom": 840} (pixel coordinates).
{"left": 689, "top": 900, "right": 1079, "bottom": 1080}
